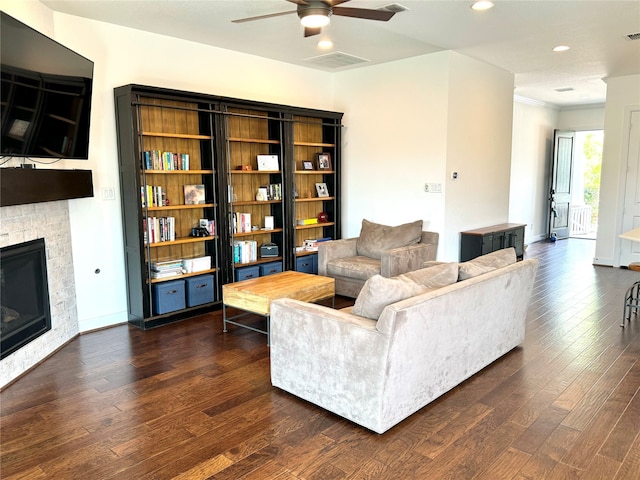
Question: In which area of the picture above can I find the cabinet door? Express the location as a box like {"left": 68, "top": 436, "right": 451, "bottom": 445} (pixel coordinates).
{"left": 508, "top": 226, "right": 525, "bottom": 258}
{"left": 224, "top": 107, "right": 285, "bottom": 280}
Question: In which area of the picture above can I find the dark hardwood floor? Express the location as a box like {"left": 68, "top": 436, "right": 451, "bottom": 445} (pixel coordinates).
{"left": 2, "top": 239, "right": 639, "bottom": 479}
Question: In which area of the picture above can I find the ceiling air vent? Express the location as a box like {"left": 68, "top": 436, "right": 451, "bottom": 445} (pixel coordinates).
{"left": 625, "top": 32, "right": 640, "bottom": 41}
{"left": 555, "top": 87, "right": 575, "bottom": 92}
{"left": 304, "top": 51, "right": 370, "bottom": 69}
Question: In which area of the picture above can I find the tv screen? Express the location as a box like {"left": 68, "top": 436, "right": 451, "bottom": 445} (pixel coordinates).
{"left": 1, "top": 12, "right": 94, "bottom": 159}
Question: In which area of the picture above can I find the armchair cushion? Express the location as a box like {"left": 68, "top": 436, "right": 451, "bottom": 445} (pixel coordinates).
{"left": 356, "top": 219, "right": 423, "bottom": 260}
{"left": 352, "top": 274, "right": 427, "bottom": 320}
{"left": 326, "top": 256, "right": 381, "bottom": 281}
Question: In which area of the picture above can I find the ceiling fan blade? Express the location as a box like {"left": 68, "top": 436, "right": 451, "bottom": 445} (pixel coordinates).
{"left": 332, "top": 6, "right": 395, "bottom": 21}
{"left": 232, "top": 10, "right": 296, "bottom": 24}
{"left": 304, "top": 26, "right": 322, "bottom": 37}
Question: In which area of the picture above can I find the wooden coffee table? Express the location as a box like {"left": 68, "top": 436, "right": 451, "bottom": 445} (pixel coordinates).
{"left": 222, "top": 271, "right": 335, "bottom": 345}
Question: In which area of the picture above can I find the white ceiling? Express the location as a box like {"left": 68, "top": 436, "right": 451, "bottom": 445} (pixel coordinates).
{"left": 41, "top": 0, "right": 640, "bottom": 107}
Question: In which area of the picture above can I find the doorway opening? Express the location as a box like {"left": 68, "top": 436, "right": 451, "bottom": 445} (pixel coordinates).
{"left": 569, "top": 130, "right": 603, "bottom": 239}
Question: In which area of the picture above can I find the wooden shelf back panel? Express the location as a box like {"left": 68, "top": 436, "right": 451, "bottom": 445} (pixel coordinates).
{"left": 140, "top": 98, "right": 205, "bottom": 170}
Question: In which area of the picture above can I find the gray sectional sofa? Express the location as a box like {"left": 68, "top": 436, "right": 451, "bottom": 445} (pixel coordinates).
{"left": 270, "top": 248, "right": 539, "bottom": 434}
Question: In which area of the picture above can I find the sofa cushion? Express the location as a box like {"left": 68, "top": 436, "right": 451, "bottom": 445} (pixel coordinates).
{"left": 352, "top": 274, "right": 426, "bottom": 320}
{"left": 458, "top": 247, "right": 517, "bottom": 281}
{"left": 403, "top": 262, "right": 459, "bottom": 288}
{"left": 326, "top": 256, "right": 381, "bottom": 281}
{"left": 356, "top": 219, "right": 423, "bottom": 260}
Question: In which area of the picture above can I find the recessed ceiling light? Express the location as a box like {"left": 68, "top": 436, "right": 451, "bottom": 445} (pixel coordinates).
{"left": 471, "top": 1, "right": 494, "bottom": 11}
{"left": 318, "top": 40, "right": 333, "bottom": 49}
{"left": 553, "top": 45, "right": 571, "bottom": 52}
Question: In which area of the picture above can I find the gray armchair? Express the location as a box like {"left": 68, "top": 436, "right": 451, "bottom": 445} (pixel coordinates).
{"left": 318, "top": 219, "right": 439, "bottom": 297}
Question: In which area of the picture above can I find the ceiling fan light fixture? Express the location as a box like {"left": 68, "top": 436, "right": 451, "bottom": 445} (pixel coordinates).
{"left": 299, "top": 6, "right": 331, "bottom": 28}
{"left": 300, "top": 14, "right": 330, "bottom": 28}
{"left": 471, "top": 1, "right": 494, "bottom": 11}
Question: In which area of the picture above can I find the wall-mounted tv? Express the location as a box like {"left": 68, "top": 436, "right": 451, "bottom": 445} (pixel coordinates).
{"left": 1, "top": 12, "right": 94, "bottom": 159}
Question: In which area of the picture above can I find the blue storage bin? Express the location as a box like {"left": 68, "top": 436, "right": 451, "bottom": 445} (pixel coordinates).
{"left": 152, "top": 279, "right": 185, "bottom": 315}
{"left": 235, "top": 265, "right": 260, "bottom": 282}
{"left": 296, "top": 255, "right": 316, "bottom": 274}
{"left": 185, "top": 274, "right": 215, "bottom": 307}
{"left": 259, "top": 261, "right": 283, "bottom": 277}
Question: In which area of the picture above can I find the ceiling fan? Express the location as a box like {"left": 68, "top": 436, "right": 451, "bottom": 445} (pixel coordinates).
{"left": 232, "top": 0, "right": 396, "bottom": 37}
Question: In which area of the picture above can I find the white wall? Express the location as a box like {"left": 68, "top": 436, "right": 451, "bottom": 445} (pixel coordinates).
{"left": 443, "top": 53, "right": 514, "bottom": 259}
{"left": 557, "top": 106, "right": 606, "bottom": 131}
{"left": 333, "top": 52, "right": 450, "bottom": 241}
{"left": 2, "top": 1, "right": 336, "bottom": 332}
{"left": 595, "top": 74, "right": 640, "bottom": 266}
{"left": 334, "top": 51, "right": 515, "bottom": 261}
{"left": 510, "top": 100, "right": 558, "bottom": 243}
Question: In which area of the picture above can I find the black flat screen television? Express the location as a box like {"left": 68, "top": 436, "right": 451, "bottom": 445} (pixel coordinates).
{"left": 1, "top": 12, "right": 94, "bottom": 159}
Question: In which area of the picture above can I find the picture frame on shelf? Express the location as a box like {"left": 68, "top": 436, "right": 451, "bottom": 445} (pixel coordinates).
{"left": 316, "top": 153, "right": 332, "bottom": 170}
{"left": 184, "top": 184, "right": 205, "bottom": 205}
{"left": 257, "top": 154, "right": 279, "bottom": 171}
{"left": 302, "top": 161, "right": 314, "bottom": 170}
{"left": 315, "top": 182, "right": 329, "bottom": 198}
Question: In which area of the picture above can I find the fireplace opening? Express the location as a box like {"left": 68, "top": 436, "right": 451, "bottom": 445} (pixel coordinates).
{"left": 1, "top": 238, "right": 51, "bottom": 359}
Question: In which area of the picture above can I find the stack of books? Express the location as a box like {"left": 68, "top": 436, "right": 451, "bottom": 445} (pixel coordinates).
{"left": 233, "top": 240, "right": 258, "bottom": 264}
{"left": 150, "top": 260, "right": 183, "bottom": 279}
{"left": 183, "top": 256, "right": 211, "bottom": 273}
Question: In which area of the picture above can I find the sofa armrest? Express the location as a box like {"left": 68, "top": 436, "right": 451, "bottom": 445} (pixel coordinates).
{"left": 270, "top": 298, "right": 391, "bottom": 432}
{"left": 318, "top": 237, "right": 358, "bottom": 276}
{"left": 381, "top": 242, "right": 438, "bottom": 277}
{"left": 420, "top": 231, "right": 439, "bottom": 246}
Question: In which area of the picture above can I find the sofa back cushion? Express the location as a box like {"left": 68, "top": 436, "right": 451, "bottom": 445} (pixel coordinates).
{"left": 404, "top": 262, "right": 459, "bottom": 288}
{"left": 352, "top": 274, "right": 426, "bottom": 320}
{"left": 356, "top": 219, "right": 423, "bottom": 260}
{"left": 458, "top": 247, "right": 517, "bottom": 281}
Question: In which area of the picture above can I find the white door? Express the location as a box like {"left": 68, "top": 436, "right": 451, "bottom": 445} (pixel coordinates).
{"left": 620, "top": 109, "right": 640, "bottom": 266}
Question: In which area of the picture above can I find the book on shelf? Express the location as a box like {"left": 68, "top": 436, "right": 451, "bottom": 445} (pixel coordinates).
{"left": 232, "top": 212, "right": 253, "bottom": 233}
{"left": 302, "top": 238, "right": 330, "bottom": 251}
{"left": 150, "top": 259, "right": 184, "bottom": 279}
{"left": 303, "top": 239, "right": 319, "bottom": 251}
{"left": 141, "top": 185, "right": 167, "bottom": 207}
{"left": 184, "top": 184, "right": 205, "bottom": 205}
{"left": 233, "top": 240, "right": 258, "bottom": 264}
{"left": 143, "top": 150, "right": 190, "bottom": 171}
{"left": 144, "top": 216, "right": 175, "bottom": 244}
{"left": 259, "top": 184, "right": 282, "bottom": 201}
{"left": 297, "top": 218, "right": 318, "bottom": 225}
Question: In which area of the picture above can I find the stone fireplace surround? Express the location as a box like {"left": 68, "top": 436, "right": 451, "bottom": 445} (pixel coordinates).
{"left": 0, "top": 201, "right": 79, "bottom": 388}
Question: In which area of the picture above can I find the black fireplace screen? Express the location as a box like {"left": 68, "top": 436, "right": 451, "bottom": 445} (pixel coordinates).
{"left": 1, "top": 238, "right": 52, "bottom": 359}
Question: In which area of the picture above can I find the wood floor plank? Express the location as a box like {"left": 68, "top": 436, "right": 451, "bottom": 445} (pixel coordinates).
{"left": 2, "top": 239, "right": 640, "bottom": 480}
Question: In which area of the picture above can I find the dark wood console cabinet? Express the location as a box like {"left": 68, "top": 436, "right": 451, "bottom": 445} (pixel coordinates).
{"left": 460, "top": 223, "right": 526, "bottom": 262}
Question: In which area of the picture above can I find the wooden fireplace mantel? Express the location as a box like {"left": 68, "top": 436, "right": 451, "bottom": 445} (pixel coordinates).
{"left": 0, "top": 168, "right": 94, "bottom": 207}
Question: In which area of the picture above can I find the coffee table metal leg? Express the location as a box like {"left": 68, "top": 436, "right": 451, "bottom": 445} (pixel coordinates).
{"left": 266, "top": 315, "right": 270, "bottom": 346}
{"left": 223, "top": 303, "right": 228, "bottom": 333}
